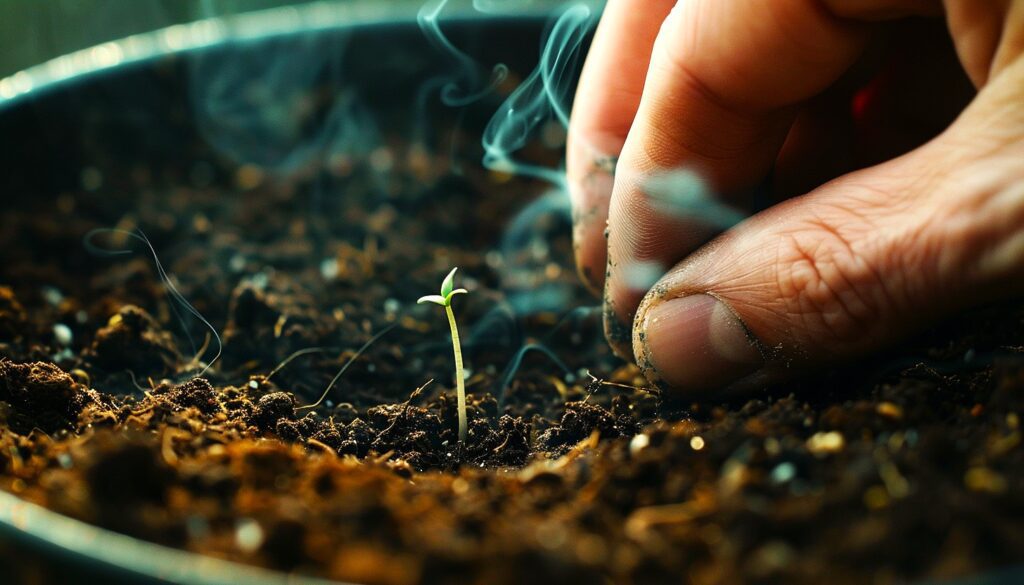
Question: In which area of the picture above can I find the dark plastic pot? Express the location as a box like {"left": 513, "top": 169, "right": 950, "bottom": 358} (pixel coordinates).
{"left": 0, "top": 2, "right": 1020, "bottom": 583}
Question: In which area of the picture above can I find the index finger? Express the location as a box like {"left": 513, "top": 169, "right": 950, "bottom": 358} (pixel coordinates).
{"left": 567, "top": 0, "right": 676, "bottom": 293}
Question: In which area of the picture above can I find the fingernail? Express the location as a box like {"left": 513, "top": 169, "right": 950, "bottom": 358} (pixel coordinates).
{"left": 638, "top": 294, "right": 762, "bottom": 393}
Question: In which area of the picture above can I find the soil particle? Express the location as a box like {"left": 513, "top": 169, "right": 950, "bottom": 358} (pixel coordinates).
{"left": 0, "top": 360, "right": 96, "bottom": 432}
{"left": 155, "top": 377, "right": 221, "bottom": 415}
{"left": 88, "top": 305, "right": 181, "bottom": 377}
{"left": 369, "top": 403, "right": 444, "bottom": 466}
{"left": 537, "top": 401, "right": 638, "bottom": 455}
{"left": 247, "top": 391, "right": 296, "bottom": 431}
{"left": 222, "top": 278, "right": 336, "bottom": 369}
{"left": 341, "top": 418, "right": 374, "bottom": 457}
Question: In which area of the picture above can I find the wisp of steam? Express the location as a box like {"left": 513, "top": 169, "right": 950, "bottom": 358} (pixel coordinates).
{"left": 417, "top": 0, "right": 510, "bottom": 108}
{"left": 84, "top": 228, "right": 223, "bottom": 378}
{"left": 189, "top": 1, "right": 379, "bottom": 176}
{"left": 480, "top": 4, "right": 593, "bottom": 187}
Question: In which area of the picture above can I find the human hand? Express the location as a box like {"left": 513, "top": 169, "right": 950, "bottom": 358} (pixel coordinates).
{"left": 567, "top": 1, "right": 1024, "bottom": 397}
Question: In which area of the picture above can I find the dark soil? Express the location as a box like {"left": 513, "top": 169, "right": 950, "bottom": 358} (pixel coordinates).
{"left": 1, "top": 118, "right": 1023, "bottom": 584}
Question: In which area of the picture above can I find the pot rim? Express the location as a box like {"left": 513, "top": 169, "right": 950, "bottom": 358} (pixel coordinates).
{"left": 0, "top": 488, "right": 348, "bottom": 585}
{"left": 0, "top": 0, "right": 593, "bottom": 111}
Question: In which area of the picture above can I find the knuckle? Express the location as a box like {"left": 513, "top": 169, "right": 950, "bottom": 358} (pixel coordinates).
{"left": 773, "top": 216, "right": 891, "bottom": 348}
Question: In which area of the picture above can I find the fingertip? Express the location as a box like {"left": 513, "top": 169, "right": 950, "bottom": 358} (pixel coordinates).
{"left": 602, "top": 254, "right": 657, "bottom": 360}
{"left": 634, "top": 293, "right": 763, "bottom": 395}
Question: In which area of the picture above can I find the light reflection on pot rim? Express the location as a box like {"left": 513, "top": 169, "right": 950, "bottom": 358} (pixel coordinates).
{"left": 0, "top": 0, "right": 600, "bottom": 111}
{"left": 0, "top": 487, "right": 348, "bottom": 585}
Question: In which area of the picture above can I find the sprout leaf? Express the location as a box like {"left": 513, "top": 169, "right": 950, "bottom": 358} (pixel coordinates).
{"left": 440, "top": 267, "right": 458, "bottom": 297}
{"left": 417, "top": 295, "right": 447, "bottom": 306}
{"left": 446, "top": 288, "right": 468, "bottom": 301}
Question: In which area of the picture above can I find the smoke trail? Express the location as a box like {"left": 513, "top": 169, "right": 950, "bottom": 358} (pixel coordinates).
{"left": 643, "top": 169, "right": 746, "bottom": 229}
{"left": 495, "top": 343, "right": 572, "bottom": 408}
{"left": 498, "top": 190, "right": 575, "bottom": 313}
{"left": 84, "top": 228, "right": 223, "bottom": 377}
{"left": 417, "top": 0, "right": 509, "bottom": 108}
{"left": 481, "top": 4, "right": 594, "bottom": 187}
{"left": 189, "top": 3, "right": 379, "bottom": 176}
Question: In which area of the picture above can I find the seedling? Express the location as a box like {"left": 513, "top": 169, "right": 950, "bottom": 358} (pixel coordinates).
{"left": 418, "top": 267, "right": 469, "bottom": 442}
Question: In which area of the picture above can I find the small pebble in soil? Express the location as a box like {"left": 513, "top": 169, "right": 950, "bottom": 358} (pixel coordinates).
{"left": 806, "top": 431, "right": 844, "bottom": 455}
{"left": 41, "top": 286, "right": 64, "bottom": 306}
{"left": 770, "top": 462, "right": 797, "bottom": 484}
{"left": 235, "top": 518, "right": 264, "bottom": 553}
{"left": 876, "top": 402, "right": 904, "bottom": 420}
{"left": 320, "top": 258, "right": 339, "bottom": 280}
{"left": 629, "top": 434, "right": 650, "bottom": 455}
{"left": 965, "top": 467, "right": 1008, "bottom": 494}
{"left": 53, "top": 323, "right": 73, "bottom": 346}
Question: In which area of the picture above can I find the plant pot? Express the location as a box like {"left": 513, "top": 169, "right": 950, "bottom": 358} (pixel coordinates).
{"left": 0, "top": 2, "right": 1022, "bottom": 584}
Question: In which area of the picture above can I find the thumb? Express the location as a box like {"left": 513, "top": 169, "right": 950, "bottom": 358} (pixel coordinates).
{"left": 631, "top": 59, "right": 1024, "bottom": 397}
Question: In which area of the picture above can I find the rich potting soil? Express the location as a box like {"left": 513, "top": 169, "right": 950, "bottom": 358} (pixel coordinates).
{"left": 1, "top": 122, "right": 1023, "bottom": 584}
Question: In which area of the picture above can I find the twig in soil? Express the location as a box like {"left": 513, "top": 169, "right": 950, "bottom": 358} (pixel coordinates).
{"left": 306, "top": 438, "right": 337, "bottom": 457}
{"left": 297, "top": 323, "right": 398, "bottom": 412}
{"left": 380, "top": 379, "right": 435, "bottom": 439}
{"left": 84, "top": 228, "right": 223, "bottom": 377}
{"left": 583, "top": 370, "right": 652, "bottom": 401}
{"left": 495, "top": 343, "right": 573, "bottom": 408}
{"left": 407, "top": 378, "right": 434, "bottom": 405}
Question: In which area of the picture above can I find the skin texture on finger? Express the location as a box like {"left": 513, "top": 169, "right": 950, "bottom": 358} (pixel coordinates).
{"left": 566, "top": 0, "right": 676, "bottom": 294}
{"left": 603, "top": 0, "right": 874, "bottom": 356}
{"left": 632, "top": 53, "right": 1024, "bottom": 398}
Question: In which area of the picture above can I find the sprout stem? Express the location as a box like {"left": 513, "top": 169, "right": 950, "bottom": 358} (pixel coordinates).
{"left": 445, "top": 304, "right": 467, "bottom": 443}
{"left": 418, "top": 267, "right": 470, "bottom": 442}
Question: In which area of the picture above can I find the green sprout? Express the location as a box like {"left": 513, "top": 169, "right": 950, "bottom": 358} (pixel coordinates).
{"left": 418, "top": 267, "right": 469, "bottom": 443}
